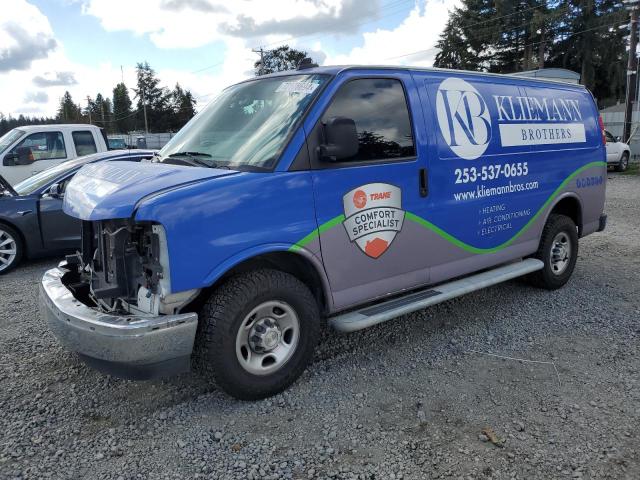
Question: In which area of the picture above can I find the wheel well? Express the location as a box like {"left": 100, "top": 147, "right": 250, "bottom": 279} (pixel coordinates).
{"left": 0, "top": 220, "right": 27, "bottom": 257}
{"left": 550, "top": 197, "right": 582, "bottom": 235}
{"left": 188, "top": 251, "right": 328, "bottom": 314}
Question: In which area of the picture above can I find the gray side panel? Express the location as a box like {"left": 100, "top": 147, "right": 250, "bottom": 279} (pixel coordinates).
{"left": 323, "top": 165, "right": 605, "bottom": 313}
{"left": 574, "top": 164, "right": 607, "bottom": 233}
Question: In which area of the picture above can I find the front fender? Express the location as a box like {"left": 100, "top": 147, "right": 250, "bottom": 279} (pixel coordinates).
{"left": 202, "top": 243, "right": 333, "bottom": 311}
{"left": 133, "top": 170, "right": 321, "bottom": 296}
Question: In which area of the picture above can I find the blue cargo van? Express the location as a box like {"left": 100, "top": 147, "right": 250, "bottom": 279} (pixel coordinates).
{"left": 40, "top": 64, "right": 607, "bottom": 399}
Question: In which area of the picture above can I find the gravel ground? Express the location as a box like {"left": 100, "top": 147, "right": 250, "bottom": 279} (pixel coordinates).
{"left": 1, "top": 172, "right": 638, "bottom": 480}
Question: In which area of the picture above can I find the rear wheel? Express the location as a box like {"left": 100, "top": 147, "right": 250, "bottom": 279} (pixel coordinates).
{"left": 527, "top": 214, "right": 578, "bottom": 290}
{"left": 0, "top": 224, "right": 22, "bottom": 275}
{"left": 616, "top": 152, "right": 629, "bottom": 172}
{"left": 194, "top": 269, "right": 321, "bottom": 400}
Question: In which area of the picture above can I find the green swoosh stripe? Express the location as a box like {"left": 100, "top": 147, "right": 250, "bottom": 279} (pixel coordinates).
{"left": 289, "top": 214, "right": 345, "bottom": 252}
{"left": 289, "top": 161, "right": 605, "bottom": 254}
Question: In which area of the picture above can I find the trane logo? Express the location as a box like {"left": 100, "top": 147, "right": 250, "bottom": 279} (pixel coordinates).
{"left": 352, "top": 190, "right": 392, "bottom": 209}
{"left": 436, "top": 78, "right": 491, "bottom": 160}
{"left": 343, "top": 183, "right": 405, "bottom": 259}
{"left": 370, "top": 191, "right": 391, "bottom": 201}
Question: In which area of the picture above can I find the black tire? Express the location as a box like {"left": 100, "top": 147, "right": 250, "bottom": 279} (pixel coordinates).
{"left": 0, "top": 223, "right": 23, "bottom": 275}
{"left": 194, "top": 269, "right": 321, "bottom": 400}
{"left": 616, "top": 152, "right": 629, "bottom": 172}
{"left": 527, "top": 214, "right": 578, "bottom": 290}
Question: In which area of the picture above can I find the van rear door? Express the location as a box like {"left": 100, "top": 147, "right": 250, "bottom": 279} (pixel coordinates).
{"left": 308, "top": 71, "right": 431, "bottom": 311}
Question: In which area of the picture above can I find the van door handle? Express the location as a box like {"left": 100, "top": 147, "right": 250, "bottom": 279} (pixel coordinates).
{"left": 419, "top": 168, "right": 428, "bottom": 197}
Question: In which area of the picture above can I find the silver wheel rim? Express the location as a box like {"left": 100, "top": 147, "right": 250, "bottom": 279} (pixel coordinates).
{"left": 0, "top": 228, "right": 17, "bottom": 272}
{"left": 549, "top": 232, "right": 571, "bottom": 276}
{"left": 622, "top": 155, "right": 629, "bottom": 170}
{"left": 235, "top": 300, "right": 300, "bottom": 376}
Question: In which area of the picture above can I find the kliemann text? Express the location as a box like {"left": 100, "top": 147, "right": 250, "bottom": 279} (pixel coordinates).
{"left": 493, "top": 95, "right": 586, "bottom": 147}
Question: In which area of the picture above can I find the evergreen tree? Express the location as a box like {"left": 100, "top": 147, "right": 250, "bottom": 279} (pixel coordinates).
{"left": 434, "top": 1, "right": 492, "bottom": 70}
{"left": 83, "top": 96, "right": 95, "bottom": 123}
{"left": 134, "top": 62, "right": 171, "bottom": 132}
{"left": 56, "top": 91, "right": 81, "bottom": 122}
{"left": 0, "top": 113, "right": 57, "bottom": 136}
{"left": 88, "top": 93, "right": 113, "bottom": 131}
{"left": 433, "top": 0, "right": 627, "bottom": 107}
{"left": 171, "top": 83, "right": 196, "bottom": 130}
{"left": 103, "top": 98, "right": 114, "bottom": 132}
{"left": 545, "top": 0, "right": 626, "bottom": 106}
{"left": 112, "top": 82, "right": 133, "bottom": 134}
{"left": 255, "top": 46, "right": 310, "bottom": 75}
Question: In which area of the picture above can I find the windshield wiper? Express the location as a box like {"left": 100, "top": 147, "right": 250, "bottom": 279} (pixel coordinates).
{"left": 164, "top": 151, "right": 216, "bottom": 168}
{"left": 168, "top": 151, "right": 212, "bottom": 158}
{"left": 164, "top": 151, "right": 236, "bottom": 170}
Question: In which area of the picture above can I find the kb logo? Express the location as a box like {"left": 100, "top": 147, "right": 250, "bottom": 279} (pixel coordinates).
{"left": 436, "top": 78, "right": 491, "bottom": 160}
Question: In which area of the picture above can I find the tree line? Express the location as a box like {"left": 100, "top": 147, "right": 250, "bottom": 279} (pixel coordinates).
{"left": 434, "top": 0, "right": 627, "bottom": 107}
{"left": 0, "top": 62, "right": 197, "bottom": 136}
{"left": 1, "top": 48, "right": 308, "bottom": 137}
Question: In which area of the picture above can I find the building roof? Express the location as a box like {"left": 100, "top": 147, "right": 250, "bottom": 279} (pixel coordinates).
{"left": 599, "top": 102, "right": 639, "bottom": 113}
{"left": 510, "top": 68, "right": 581, "bottom": 83}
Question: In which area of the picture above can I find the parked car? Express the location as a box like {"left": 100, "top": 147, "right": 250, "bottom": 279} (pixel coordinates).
{"left": 107, "top": 137, "right": 128, "bottom": 150}
{"left": 41, "top": 64, "right": 606, "bottom": 400}
{"left": 604, "top": 130, "right": 630, "bottom": 172}
{"left": 0, "top": 149, "right": 155, "bottom": 273}
{"left": 0, "top": 124, "right": 110, "bottom": 185}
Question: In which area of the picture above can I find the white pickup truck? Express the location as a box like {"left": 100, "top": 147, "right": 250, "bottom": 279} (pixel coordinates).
{"left": 0, "top": 124, "right": 109, "bottom": 185}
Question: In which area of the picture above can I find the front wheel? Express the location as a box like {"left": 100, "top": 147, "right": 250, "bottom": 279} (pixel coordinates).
{"left": 194, "top": 269, "right": 321, "bottom": 400}
{"left": 0, "top": 224, "right": 23, "bottom": 275}
{"left": 527, "top": 214, "right": 578, "bottom": 290}
{"left": 616, "top": 152, "right": 629, "bottom": 172}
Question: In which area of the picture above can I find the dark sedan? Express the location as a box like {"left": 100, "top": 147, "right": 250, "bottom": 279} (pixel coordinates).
{"left": 0, "top": 149, "right": 155, "bottom": 274}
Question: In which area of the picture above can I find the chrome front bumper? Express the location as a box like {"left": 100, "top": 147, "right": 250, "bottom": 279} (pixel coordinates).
{"left": 40, "top": 267, "right": 198, "bottom": 379}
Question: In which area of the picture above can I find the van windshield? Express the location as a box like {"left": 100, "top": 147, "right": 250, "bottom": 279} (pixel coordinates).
{"left": 0, "top": 129, "right": 26, "bottom": 155}
{"left": 158, "top": 74, "right": 329, "bottom": 170}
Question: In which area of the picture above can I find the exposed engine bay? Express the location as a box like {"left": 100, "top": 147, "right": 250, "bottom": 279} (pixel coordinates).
{"left": 62, "top": 220, "right": 197, "bottom": 315}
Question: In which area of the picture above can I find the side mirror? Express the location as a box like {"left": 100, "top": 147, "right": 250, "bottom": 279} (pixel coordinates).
{"left": 43, "top": 183, "right": 63, "bottom": 198}
{"left": 318, "top": 116, "right": 359, "bottom": 162}
{"left": 15, "top": 147, "right": 33, "bottom": 165}
{"left": 3, "top": 153, "right": 16, "bottom": 166}
{"left": 615, "top": 136, "right": 621, "bottom": 142}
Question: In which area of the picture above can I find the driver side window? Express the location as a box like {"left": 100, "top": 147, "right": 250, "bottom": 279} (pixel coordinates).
{"left": 11, "top": 132, "right": 67, "bottom": 161}
{"left": 320, "top": 78, "right": 416, "bottom": 163}
{"left": 605, "top": 131, "right": 615, "bottom": 143}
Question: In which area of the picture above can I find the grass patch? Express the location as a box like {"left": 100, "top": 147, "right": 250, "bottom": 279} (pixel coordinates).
{"left": 621, "top": 162, "right": 640, "bottom": 175}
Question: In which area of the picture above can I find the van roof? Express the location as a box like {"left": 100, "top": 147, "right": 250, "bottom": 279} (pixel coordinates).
{"left": 16, "top": 124, "right": 101, "bottom": 132}
{"left": 252, "top": 65, "right": 586, "bottom": 89}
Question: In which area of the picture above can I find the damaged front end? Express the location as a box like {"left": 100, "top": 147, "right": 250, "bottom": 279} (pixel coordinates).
{"left": 63, "top": 220, "right": 198, "bottom": 316}
{"left": 40, "top": 219, "right": 199, "bottom": 379}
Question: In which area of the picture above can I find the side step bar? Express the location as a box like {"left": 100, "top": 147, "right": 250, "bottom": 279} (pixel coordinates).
{"left": 329, "top": 258, "right": 544, "bottom": 333}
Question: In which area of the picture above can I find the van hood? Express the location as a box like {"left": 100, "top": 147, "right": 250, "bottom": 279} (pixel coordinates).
{"left": 64, "top": 161, "right": 238, "bottom": 220}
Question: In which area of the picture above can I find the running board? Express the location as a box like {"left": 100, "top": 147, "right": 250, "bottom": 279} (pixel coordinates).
{"left": 329, "top": 259, "right": 544, "bottom": 333}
